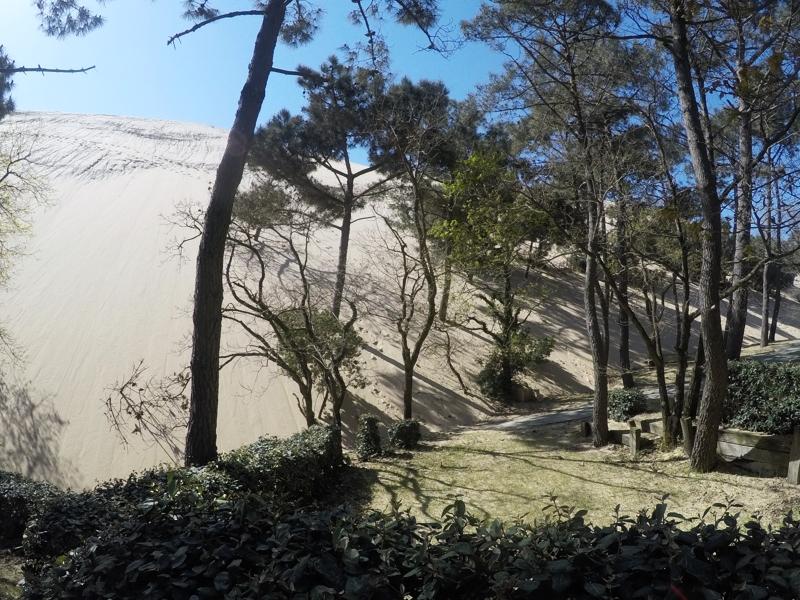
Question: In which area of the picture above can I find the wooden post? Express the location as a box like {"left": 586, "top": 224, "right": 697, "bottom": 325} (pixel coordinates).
{"left": 628, "top": 420, "right": 641, "bottom": 458}
{"left": 681, "top": 417, "right": 695, "bottom": 457}
{"left": 787, "top": 425, "right": 800, "bottom": 485}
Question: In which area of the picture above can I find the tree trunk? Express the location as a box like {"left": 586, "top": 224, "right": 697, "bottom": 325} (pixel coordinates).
{"left": 439, "top": 249, "right": 452, "bottom": 323}
{"left": 585, "top": 208, "right": 609, "bottom": 446}
{"left": 185, "top": 1, "right": 286, "bottom": 467}
{"left": 686, "top": 333, "right": 704, "bottom": 419}
{"left": 724, "top": 34, "right": 753, "bottom": 360}
{"left": 761, "top": 162, "right": 773, "bottom": 347}
{"left": 669, "top": 1, "right": 727, "bottom": 473}
{"left": 725, "top": 106, "right": 753, "bottom": 360}
{"left": 770, "top": 286, "right": 782, "bottom": 342}
{"left": 332, "top": 193, "right": 354, "bottom": 318}
{"left": 617, "top": 198, "right": 634, "bottom": 389}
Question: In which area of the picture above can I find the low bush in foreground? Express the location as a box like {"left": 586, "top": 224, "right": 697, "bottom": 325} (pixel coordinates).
{"left": 0, "top": 473, "right": 58, "bottom": 550}
{"left": 387, "top": 419, "right": 422, "bottom": 449}
{"left": 726, "top": 360, "right": 800, "bottom": 434}
{"left": 608, "top": 388, "right": 646, "bottom": 422}
{"left": 25, "top": 496, "right": 800, "bottom": 599}
{"left": 0, "top": 425, "right": 343, "bottom": 593}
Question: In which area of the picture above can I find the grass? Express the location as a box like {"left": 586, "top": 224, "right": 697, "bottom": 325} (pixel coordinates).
{"left": 0, "top": 556, "right": 21, "bottom": 600}
{"left": 344, "top": 422, "right": 800, "bottom": 525}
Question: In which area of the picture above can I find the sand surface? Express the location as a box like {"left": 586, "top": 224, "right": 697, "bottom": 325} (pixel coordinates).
{"left": 0, "top": 112, "right": 796, "bottom": 488}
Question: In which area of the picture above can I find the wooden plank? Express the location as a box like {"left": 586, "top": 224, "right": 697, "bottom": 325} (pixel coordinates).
{"left": 788, "top": 427, "right": 800, "bottom": 485}
{"left": 716, "top": 428, "right": 792, "bottom": 453}
{"left": 717, "top": 441, "right": 789, "bottom": 467}
{"left": 721, "top": 458, "right": 784, "bottom": 478}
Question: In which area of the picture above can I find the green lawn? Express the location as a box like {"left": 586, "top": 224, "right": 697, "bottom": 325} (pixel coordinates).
{"left": 345, "top": 422, "right": 800, "bottom": 525}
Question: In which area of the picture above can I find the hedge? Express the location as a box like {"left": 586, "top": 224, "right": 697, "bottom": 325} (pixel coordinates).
{"left": 0, "top": 424, "right": 343, "bottom": 586}
{"left": 25, "top": 496, "right": 800, "bottom": 599}
{"left": 725, "top": 360, "right": 800, "bottom": 434}
{"left": 608, "top": 388, "right": 646, "bottom": 422}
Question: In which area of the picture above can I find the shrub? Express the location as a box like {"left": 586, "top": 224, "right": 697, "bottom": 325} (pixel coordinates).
{"left": 478, "top": 333, "right": 554, "bottom": 401}
{"left": 215, "top": 423, "right": 342, "bottom": 499}
{"left": 355, "top": 415, "right": 381, "bottom": 460}
{"left": 387, "top": 419, "right": 422, "bottom": 449}
{"left": 608, "top": 388, "right": 646, "bottom": 422}
{"left": 725, "top": 360, "right": 800, "bottom": 434}
{"left": 0, "top": 472, "right": 59, "bottom": 549}
{"left": 19, "top": 424, "right": 343, "bottom": 573}
{"left": 27, "top": 496, "right": 800, "bottom": 600}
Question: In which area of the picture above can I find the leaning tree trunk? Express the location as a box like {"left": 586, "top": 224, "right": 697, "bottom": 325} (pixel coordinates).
{"left": 185, "top": 1, "right": 286, "bottom": 467}
{"left": 670, "top": 1, "right": 727, "bottom": 473}
{"left": 332, "top": 192, "right": 354, "bottom": 318}
{"left": 439, "top": 247, "right": 453, "bottom": 323}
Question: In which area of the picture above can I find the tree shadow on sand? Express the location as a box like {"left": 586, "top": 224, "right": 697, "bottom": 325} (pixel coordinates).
{"left": 0, "top": 376, "right": 74, "bottom": 487}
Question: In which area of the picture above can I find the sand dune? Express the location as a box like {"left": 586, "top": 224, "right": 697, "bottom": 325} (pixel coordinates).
{"left": 0, "top": 112, "right": 796, "bottom": 488}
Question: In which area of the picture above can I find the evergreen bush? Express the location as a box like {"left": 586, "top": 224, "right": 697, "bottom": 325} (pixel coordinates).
{"left": 387, "top": 419, "right": 422, "bottom": 449}
{"left": 725, "top": 360, "right": 800, "bottom": 434}
{"left": 608, "top": 388, "right": 646, "bottom": 422}
{"left": 355, "top": 415, "right": 381, "bottom": 460}
{"left": 26, "top": 496, "right": 800, "bottom": 600}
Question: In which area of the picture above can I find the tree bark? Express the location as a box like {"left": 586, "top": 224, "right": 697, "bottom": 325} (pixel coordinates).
{"left": 332, "top": 190, "right": 354, "bottom": 318}
{"left": 617, "top": 196, "right": 635, "bottom": 389}
{"left": 586, "top": 204, "right": 609, "bottom": 446}
{"left": 725, "top": 106, "right": 753, "bottom": 359}
{"left": 439, "top": 248, "right": 452, "bottom": 323}
{"left": 669, "top": 1, "right": 727, "bottom": 473}
{"left": 185, "top": 1, "right": 286, "bottom": 467}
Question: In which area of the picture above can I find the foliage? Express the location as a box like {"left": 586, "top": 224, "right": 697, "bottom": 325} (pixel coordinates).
{"left": 6, "top": 424, "right": 343, "bottom": 589}
{"left": 478, "top": 333, "right": 554, "bottom": 401}
{"left": 26, "top": 494, "right": 800, "bottom": 600}
{"left": 215, "top": 424, "right": 343, "bottom": 499}
{"left": 0, "top": 472, "right": 58, "bottom": 549}
{"left": 725, "top": 360, "right": 800, "bottom": 434}
{"left": 276, "top": 308, "right": 365, "bottom": 402}
{"left": 387, "top": 419, "right": 422, "bottom": 449}
{"left": 608, "top": 388, "right": 647, "bottom": 422}
{"left": 355, "top": 415, "right": 382, "bottom": 460}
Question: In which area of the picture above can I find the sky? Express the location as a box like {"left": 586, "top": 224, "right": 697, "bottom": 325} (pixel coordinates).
{"left": 0, "top": 1, "right": 503, "bottom": 132}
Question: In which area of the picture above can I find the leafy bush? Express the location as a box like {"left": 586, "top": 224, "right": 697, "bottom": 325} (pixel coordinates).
{"left": 355, "top": 415, "right": 381, "bottom": 460}
{"left": 0, "top": 472, "right": 58, "bottom": 549}
{"left": 23, "top": 466, "right": 239, "bottom": 560}
{"left": 387, "top": 419, "right": 422, "bottom": 449}
{"left": 27, "top": 495, "right": 800, "bottom": 600}
{"left": 216, "top": 423, "right": 343, "bottom": 499}
{"left": 725, "top": 360, "right": 800, "bottom": 434}
{"left": 18, "top": 424, "right": 342, "bottom": 576}
{"left": 608, "top": 388, "right": 646, "bottom": 422}
{"left": 478, "top": 333, "right": 554, "bottom": 401}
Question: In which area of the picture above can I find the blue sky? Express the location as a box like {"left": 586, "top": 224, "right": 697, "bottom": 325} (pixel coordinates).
{"left": 1, "top": 1, "right": 502, "bottom": 131}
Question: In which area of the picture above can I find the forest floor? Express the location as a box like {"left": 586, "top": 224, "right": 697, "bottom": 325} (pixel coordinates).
{"left": 0, "top": 556, "right": 21, "bottom": 600}
{"left": 341, "top": 421, "right": 800, "bottom": 526}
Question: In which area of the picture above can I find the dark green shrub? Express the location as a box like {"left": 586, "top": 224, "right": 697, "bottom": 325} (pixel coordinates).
{"left": 387, "top": 419, "right": 421, "bottom": 449}
{"left": 0, "top": 472, "right": 59, "bottom": 549}
{"left": 725, "top": 360, "right": 800, "bottom": 434}
{"left": 608, "top": 388, "right": 646, "bottom": 421}
{"left": 355, "top": 415, "right": 381, "bottom": 460}
{"left": 20, "top": 425, "right": 342, "bottom": 571}
{"left": 27, "top": 496, "right": 800, "bottom": 600}
{"left": 215, "top": 423, "right": 342, "bottom": 499}
{"left": 23, "top": 466, "right": 239, "bottom": 559}
{"left": 478, "top": 333, "right": 553, "bottom": 401}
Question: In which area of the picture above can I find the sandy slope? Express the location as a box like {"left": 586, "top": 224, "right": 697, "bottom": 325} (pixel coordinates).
{"left": 0, "top": 112, "right": 797, "bottom": 488}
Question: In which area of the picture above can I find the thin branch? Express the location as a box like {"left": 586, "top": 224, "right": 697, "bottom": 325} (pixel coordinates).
{"left": 0, "top": 65, "right": 95, "bottom": 75}
{"left": 168, "top": 10, "right": 264, "bottom": 46}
